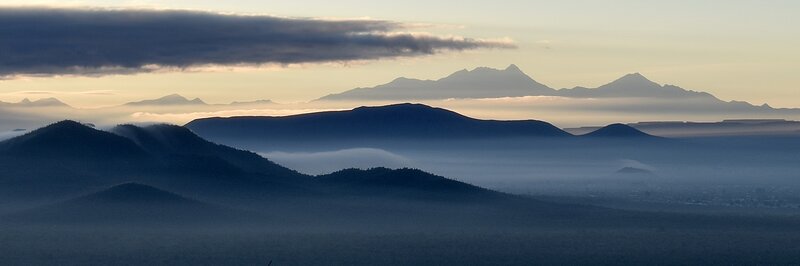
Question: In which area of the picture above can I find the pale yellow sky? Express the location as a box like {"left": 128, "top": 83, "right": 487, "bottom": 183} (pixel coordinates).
{"left": 0, "top": 0, "right": 798, "bottom": 108}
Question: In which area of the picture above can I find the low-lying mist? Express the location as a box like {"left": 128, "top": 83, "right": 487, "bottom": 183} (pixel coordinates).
{"left": 261, "top": 148, "right": 412, "bottom": 175}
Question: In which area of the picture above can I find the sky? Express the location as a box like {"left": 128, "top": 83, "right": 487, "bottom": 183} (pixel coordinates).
{"left": 0, "top": 0, "right": 798, "bottom": 108}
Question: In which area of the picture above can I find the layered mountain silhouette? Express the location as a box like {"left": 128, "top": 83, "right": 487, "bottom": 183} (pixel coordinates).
{"left": 0, "top": 120, "right": 524, "bottom": 206}
{"left": 0, "top": 119, "right": 788, "bottom": 231}
{"left": 1, "top": 120, "right": 631, "bottom": 227}
{"left": 186, "top": 103, "right": 571, "bottom": 145}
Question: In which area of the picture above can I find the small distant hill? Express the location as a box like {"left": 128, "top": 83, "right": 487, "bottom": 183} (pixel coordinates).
{"left": 124, "top": 94, "right": 207, "bottom": 106}
{"left": 316, "top": 168, "right": 502, "bottom": 201}
{"left": 583, "top": 124, "right": 656, "bottom": 138}
{"left": 615, "top": 167, "right": 655, "bottom": 175}
{"left": 76, "top": 182, "right": 200, "bottom": 204}
{"left": 9, "top": 183, "right": 232, "bottom": 224}
{"left": 186, "top": 103, "right": 571, "bottom": 145}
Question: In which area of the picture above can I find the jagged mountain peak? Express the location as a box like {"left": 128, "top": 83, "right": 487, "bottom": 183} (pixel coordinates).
{"left": 318, "top": 64, "right": 554, "bottom": 101}
{"left": 602, "top": 72, "right": 661, "bottom": 89}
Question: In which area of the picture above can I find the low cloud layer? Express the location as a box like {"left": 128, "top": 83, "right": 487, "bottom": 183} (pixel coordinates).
{"left": 260, "top": 148, "right": 412, "bottom": 175}
{"left": 0, "top": 8, "right": 513, "bottom": 77}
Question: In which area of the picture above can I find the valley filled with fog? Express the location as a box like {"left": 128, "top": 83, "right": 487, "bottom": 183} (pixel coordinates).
{"left": 202, "top": 118, "right": 800, "bottom": 215}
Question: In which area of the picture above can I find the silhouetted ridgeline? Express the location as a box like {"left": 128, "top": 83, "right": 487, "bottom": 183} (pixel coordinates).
{"left": 319, "top": 64, "right": 555, "bottom": 100}
{"left": 187, "top": 103, "right": 571, "bottom": 142}
{"left": 317, "top": 65, "right": 786, "bottom": 116}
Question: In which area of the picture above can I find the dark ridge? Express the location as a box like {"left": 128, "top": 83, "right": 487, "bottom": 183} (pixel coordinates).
{"left": 0, "top": 120, "right": 147, "bottom": 158}
{"left": 186, "top": 103, "right": 571, "bottom": 142}
{"left": 584, "top": 123, "right": 655, "bottom": 138}
{"left": 315, "top": 167, "right": 502, "bottom": 200}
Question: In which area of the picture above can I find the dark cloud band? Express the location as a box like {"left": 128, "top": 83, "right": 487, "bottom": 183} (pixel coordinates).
{"left": 0, "top": 8, "right": 514, "bottom": 77}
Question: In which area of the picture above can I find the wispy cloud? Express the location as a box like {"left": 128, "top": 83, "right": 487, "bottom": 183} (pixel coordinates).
{"left": 0, "top": 7, "right": 515, "bottom": 78}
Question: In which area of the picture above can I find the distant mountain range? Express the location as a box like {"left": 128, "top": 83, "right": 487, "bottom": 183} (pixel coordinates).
{"left": 123, "top": 94, "right": 276, "bottom": 107}
{"left": 124, "top": 94, "right": 207, "bottom": 106}
{"left": 318, "top": 64, "right": 787, "bottom": 113}
{"left": 1, "top": 94, "right": 275, "bottom": 109}
{"left": 0, "top": 97, "right": 71, "bottom": 108}
{"left": 320, "top": 64, "right": 554, "bottom": 100}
